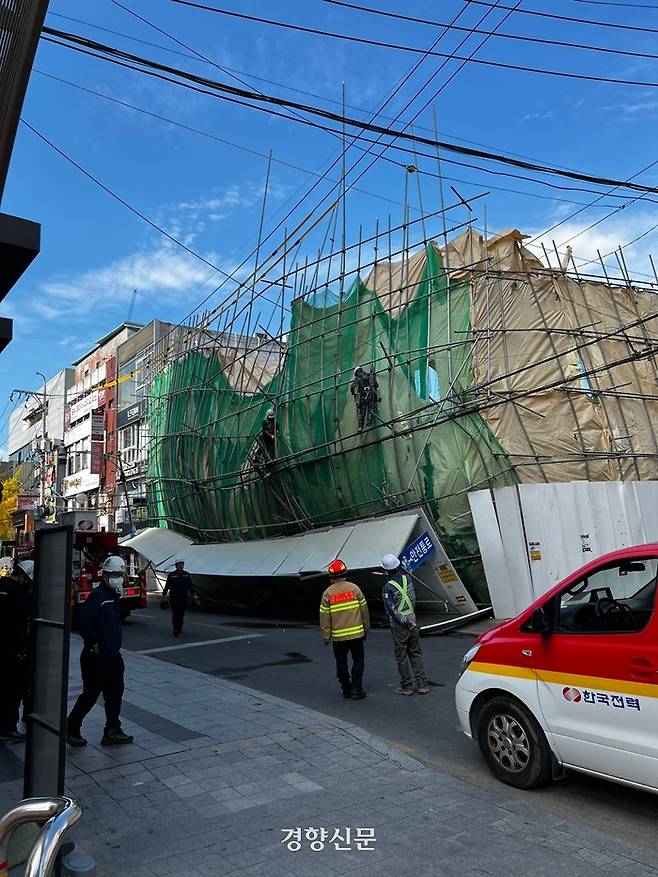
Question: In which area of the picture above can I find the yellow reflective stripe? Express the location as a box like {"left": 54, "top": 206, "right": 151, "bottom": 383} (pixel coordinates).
{"left": 332, "top": 625, "right": 364, "bottom": 638}
{"left": 329, "top": 601, "right": 360, "bottom": 612}
{"left": 358, "top": 598, "right": 367, "bottom": 605}
{"left": 469, "top": 661, "right": 658, "bottom": 699}
{"left": 319, "top": 606, "right": 331, "bottom": 613}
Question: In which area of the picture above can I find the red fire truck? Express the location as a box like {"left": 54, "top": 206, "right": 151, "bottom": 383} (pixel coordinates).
{"left": 72, "top": 528, "right": 147, "bottom": 622}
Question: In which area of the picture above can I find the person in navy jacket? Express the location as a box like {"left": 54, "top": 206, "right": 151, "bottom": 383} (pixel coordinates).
{"left": 67, "top": 555, "right": 134, "bottom": 747}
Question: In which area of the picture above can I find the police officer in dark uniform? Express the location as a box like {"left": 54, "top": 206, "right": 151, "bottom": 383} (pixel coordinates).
{"left": 66, "top": 555, "right": 134, "bottom": 747}
{"left": 163, "top": 559, "right": 195, "bottom": 637}
{"left": 0, "top": 561, "right": 32, "bottom": 743}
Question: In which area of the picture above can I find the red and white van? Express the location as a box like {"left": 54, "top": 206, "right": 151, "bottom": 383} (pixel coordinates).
{"left": 456, "top": 544, "right": 658, "bottom": 793}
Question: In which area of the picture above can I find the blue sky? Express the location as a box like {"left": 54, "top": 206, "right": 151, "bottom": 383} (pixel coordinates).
{"left": 3, "top": 0, "right": 658, "bottom": 454}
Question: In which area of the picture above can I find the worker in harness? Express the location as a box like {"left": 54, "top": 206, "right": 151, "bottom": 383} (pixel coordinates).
{"left": 350, "top": 366, "right": 380, "bottom": 430}
{"left": 320, "top": 559, "right": 370, "bottom": 699}
{"left": 381, "top": 553, "right": 430, "bottom": 696}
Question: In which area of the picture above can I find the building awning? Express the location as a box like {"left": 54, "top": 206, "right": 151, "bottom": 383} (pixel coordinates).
{"left": 121, "top": 513, "right": 419, "bottom": 577}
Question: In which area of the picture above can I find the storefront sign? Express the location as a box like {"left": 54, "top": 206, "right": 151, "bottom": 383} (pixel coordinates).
{"left": 61, "top": 470, "right": 100, "bottom": 497}
{"left": 90, "top": 408, "right": 105, "bottom": 442}
{"left": 69, "top": 390, "right": 100, "bottom": 425}
{"left": 89, "top": 442, "right": 105, "bottom": 475}
{"left": 117, "top": 399, "right": 145, "bottom": 429}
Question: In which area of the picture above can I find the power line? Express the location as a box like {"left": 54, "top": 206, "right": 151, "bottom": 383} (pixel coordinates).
{"left": 167, "top": 0, "right": 658, "bottom": 89}
{"left": 571, "top": 0, "right": 658, "bottom": 9}
{"left": 468, "top": 0, "right": 658, "bottom": 34}
{"left": 321, "top": 0, "right": 658, "bottom": 63}
{"left": 45, "top": 9, "right": 584, "bottom": 171}
{"left": 35, "top": 69, "right": 624, "bottom": 209}
{"left": 41, "top": 28, "right": 658, "bottom": 197}
{"left": 20, "top": 120, "right": 244, "bottom": 285}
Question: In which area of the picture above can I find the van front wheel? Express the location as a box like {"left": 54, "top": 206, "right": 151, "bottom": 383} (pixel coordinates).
{"left": 476, "top": 696, "right": 552, "bottom": 790}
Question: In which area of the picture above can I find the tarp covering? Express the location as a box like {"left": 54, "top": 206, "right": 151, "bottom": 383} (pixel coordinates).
{"left": 121, "top": 514, "right": 419, "bottom": 577}
{"left": 148, "top": 242, "right": 514, "bottom": 602}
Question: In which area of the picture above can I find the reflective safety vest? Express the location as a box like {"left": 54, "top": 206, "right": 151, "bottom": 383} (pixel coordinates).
{"left": 319, "top": 577, "right": 370, "bottom": 642}
{"left": 387, "top": 574, "right": 415, "bottom": 619}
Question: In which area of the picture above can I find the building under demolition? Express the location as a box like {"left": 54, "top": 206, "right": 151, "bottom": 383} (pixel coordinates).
{"left": 137, "top": 225, "right": 658, "bottom": 611}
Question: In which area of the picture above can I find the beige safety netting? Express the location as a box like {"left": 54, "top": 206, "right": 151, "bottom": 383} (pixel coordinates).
{"left": 446, "top": 228, "right": 658, "bottom": 483}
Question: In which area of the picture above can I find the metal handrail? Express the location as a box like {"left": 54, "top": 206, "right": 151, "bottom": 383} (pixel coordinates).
{"left": 0, "top": 797, "right": 82, "bottom": 877}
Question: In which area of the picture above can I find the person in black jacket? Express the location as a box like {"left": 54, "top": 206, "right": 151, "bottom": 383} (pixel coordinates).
{"left": 66, "top": 555, "right": 134, "bottom": 747}
{"left": 0, "top": 561, "right": 32, "bottom": 743}
{"left": 163, "top": 559, "right": 195, "bottom": 637}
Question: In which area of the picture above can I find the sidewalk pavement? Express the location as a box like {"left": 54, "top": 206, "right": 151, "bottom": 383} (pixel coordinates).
{"left": 2, "top": 643, "right": 658, "bottom": 877}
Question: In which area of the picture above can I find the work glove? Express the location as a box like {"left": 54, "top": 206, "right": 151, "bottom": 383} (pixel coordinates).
{"left": 84, "top": 643, "right": 99, "bottom": 656}
{"left": 193, "top": 595, "right": 201, "bottom": 607}
{"left": 160, "top": 597, "right": 169, "bottom": 610}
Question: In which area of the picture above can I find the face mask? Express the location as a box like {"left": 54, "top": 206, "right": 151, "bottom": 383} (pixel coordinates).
{"left": 107, "top": 575, "right": 124, "bottom": 596}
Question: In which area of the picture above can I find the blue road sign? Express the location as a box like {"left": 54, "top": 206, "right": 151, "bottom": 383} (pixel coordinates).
{"left": 400, "top": 531, "right": 436, "bottom": 571}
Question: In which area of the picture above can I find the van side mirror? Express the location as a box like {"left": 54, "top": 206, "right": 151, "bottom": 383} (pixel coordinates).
{"left": 528, "top": 606, "right": 553, "bottom": 634}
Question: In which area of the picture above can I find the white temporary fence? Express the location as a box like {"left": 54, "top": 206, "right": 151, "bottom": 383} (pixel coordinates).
{"left": 469, "top": 481, "right": 658, "bottom": 619}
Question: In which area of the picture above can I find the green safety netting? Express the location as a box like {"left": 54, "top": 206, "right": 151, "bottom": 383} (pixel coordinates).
{"left": 148, "top": 243, "right": 516, "bottom": 602}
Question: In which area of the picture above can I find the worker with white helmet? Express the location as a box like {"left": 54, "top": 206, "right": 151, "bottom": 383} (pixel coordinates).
{"left": 162, "top": 558, "right": 195, "bottom": 637}
{"left": 381, "top": 553, "right": 430, "bottom": 696}
{"left": 67, "top": 554, "right": 134, "bottom": 747}
{"left": 0, "top": 559, "right": 33, "bottom": 742}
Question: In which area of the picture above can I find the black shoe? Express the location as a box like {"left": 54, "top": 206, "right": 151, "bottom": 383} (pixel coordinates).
{"left": 173, "top": 631, "right": 180, "bottom": 637}
{"left": 351, "top": 689, "right": 367, "bottom": 700}
{"left": 342, "top": 690, "right": 352, "bottom": 699}
{"left": 101, "top": 728, "right": 134, "bottom": 746}
{"left": 66, "top": 731, "right": 88, "bottom": 747}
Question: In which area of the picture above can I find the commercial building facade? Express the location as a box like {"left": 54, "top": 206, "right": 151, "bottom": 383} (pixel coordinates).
{"left": 61, "top": 322, "right": 141, "bottom": 529}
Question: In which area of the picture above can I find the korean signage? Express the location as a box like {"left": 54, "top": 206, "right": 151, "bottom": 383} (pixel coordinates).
{"left": 90, "top": 442, "right": 104, "bottom": 475}
{"left": 117, "top": 399, "right": 145, "bottom": 429}
{"left": 69, "top": 390, "right": 100, "bottom": 425}
{"left": 400, "top": 531, "right": 436, "bottom": 571}
{"left": 90, "top": 409, "right": 105, "bottom": 442}
{"left": 61, "top": 470, "right": 100, "bottom": 498}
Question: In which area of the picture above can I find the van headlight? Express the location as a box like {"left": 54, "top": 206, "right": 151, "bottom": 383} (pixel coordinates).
{"left": 458, "top": 644, "right": 480, "bottom": 679}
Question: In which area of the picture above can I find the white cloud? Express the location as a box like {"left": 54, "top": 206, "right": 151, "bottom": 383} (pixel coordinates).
{"left": 527, "top": 211, "right": 658, "bottom": 282}
{"left": 34, "top": 243, "right": 219, "bottom": 321}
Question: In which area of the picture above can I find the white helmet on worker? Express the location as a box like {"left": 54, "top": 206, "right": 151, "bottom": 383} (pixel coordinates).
{"left": 266, "top": 408, "right": 275, "bottom": 419}
{"left": 175, "top": 558, "right": 185, "bottom": 566}
{"left": 382, "top": 553, "right": 400, "bottom": 571}
{"left": 101, "top": 555, "right": 126, "bottom": 595}
{"left": 17, "top": 560, "right": 34, "bottom": 580}
{"left": 353, "top": 366, "right": 364, "bottom": 376}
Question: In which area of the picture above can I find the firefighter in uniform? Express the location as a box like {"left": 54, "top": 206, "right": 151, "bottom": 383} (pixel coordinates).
{"left": 67, "top": 555, "right": 134, "bottom": 747}
{"left": 0, "top": 561, "right": 32, "bottom": 742}
{"left": 381, "top": 553, "right": 429, "bottom": 695}
{"left": 320, "top": 559, "right": 370, "bottom": 699}
{"left": 163, "top": 559, "right": 195, "bottom": 637}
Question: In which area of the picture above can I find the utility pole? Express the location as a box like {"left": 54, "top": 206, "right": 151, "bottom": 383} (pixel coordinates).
{"left": 36, "top": 371, "right": 47, "bottom": 510}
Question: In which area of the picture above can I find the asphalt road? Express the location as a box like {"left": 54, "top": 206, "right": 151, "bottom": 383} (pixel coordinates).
{"left": 121, "top": 602, "right": 658, "bottom": 853}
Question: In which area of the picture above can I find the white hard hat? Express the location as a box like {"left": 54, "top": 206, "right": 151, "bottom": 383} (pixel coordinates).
{"left": 382, "top": 553, "right": 400, "bottom": 571}
{"left": 18, "top": 560, "right": 34, "bottom": 580}
{"left": 353, "top": 366, "right": 364, "bottom": 376}
{"left": 101, "top": 555, "right": 126, "bottom": 576}
{"left": 175, "top": 558, "right": 185, "bottom": 564}
{"left": 266, "top": 408, "right": 275, "bottom": 418}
